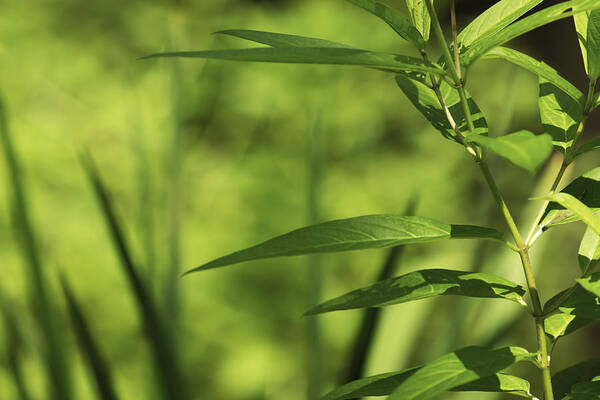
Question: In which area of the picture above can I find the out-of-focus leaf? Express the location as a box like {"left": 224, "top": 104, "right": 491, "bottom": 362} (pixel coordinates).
{"left": 553, "top": 358, "right": 600, "bottom": 399}
{"left": 461, "top": 0, "right": 600, "bottom": 66}
{"left": 322, "top": 370, "right": 532, "bottom": 400}
{"left": 578, "top": 273, "right": 600, "bottom": 297}
{"left": 466, "top": 130, "right": 553, "bottom": 173}
{"left": 345, "top": 0, "right": 425, "bottom": 48}
{"left": 395, "top": 76, "right": 488, "bottom": 142}
{"left": 567, "top": 380, "right": 600, "bottom": 399}
{"left": 404, "top": 0, "right": 431, "bottom": 42}
{"left": 574, "top": 138, "right": 600, "bottom": 159}
{"left": 538, "top": 192, "right": 600, "bottom": 235}
{"left": 543, "top": 285, "right": 599, "bottom": 339}
{"left": 458, "top": 0, "right": 543, "bottom": 48}
{"left": 185, "top": 215, "right": 503, "bottom": 274}
{"left": 305, "top": 269, "right": 526, "bottom": 315}
{"left": 579, "top": 228, "right": 600, "bottom": 274}
{"left": 215, "top": 30, "right": 351, "bottom": 48}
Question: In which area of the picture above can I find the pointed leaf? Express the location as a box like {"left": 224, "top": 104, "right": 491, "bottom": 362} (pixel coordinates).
{"left": 405, "top": 0, "right": 431, "bottom": 42}
{"left": 466, "top": 130, "right": 553, "bottom": 173}
{"left": 185, "top": 215, "right": 503, "bottom": 274}
{"left": 574, "top": 138, "right": 600, "bottom": 159}
{"left": 321, "top": 370, "right": 532, "bottom": 400}
{"left": 141, "top": 47, "right": 444, "bottom": 75}
{"left": 345, "top": 0, "right": 425, "bottom": 49}
{"left": 461, "top": 0, "right": 600, "bottom": 66}
{"left": 543, "top": 285, "right": 599, "bottom": 339}
{"left": 578, "top": 273, "right": 600, "bottom": 297}
{"left": 553, "top": 358, "right": 600, "bottom": 399}
{"left": 579, "top": 227, "right": 600, "bottom": 274}
{"left": 458, "top": 0, "right": 544, "bottom": 48}
{"left": 538, "top": 192, "right": 600, "bottom": 235}
{"left": 574, "top": 7, "right": 591, "bottom": 74}
{"left": 215, "top": 29, "right": 351, "bottom": 48}
{"left": 388, "top": 346, "right": 534, "bottom": 400}
{"left": 306, "top": 269, "right": 526, "bottom": 315}
{"left": 395, "top": 76, "right": 488, "bottom": 142}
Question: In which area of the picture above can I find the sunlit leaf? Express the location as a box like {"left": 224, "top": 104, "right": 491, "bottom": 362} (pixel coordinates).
{"left": 185, "top": 215, "right": 503, "bottom": 274}
{"left": 404, "top": 0, "right": 431, "bottom": 42}
{"left": 215, "top": 29, "right": 351, "bottom": 48}
{"left": 579, "top": 228, "right": 600, "bottom": 274}
{"left": 578, "top": 273, "right": 600, "bottom": 297}
{"left": 466, "top": 130, "right": 552, "bottom": 173}
{"left": 587, "top": 10, "right": 600, "bottom": 81}
{"left": 553, "top": 358, "right": 600, "bottom": 399}
{"left": 543, "top": 285, "right": 599, "bottom": 339}
{"left": 538, "top": 192, "right": 600, "bottom": 235}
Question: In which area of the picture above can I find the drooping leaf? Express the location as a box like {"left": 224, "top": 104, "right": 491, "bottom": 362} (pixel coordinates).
{"left": 458, "top": 0, "right": 543, "bottom": 48}
{"left": 587, "top": 10, "right": 600, "bottom": 81}
{"left": 404, "top": 0, "right": 431, "bottom": 42}
{"left": 466, "top": 130, "right": 552, "bottom": 173}
{"left": 579, "top": 227, "right": 600, "bottom": 274}
{"left": 321, "top": 370, "right": 532, "bottom": 400}
{"left": 141, "top": 47, "right": 444, "bottom": 75}
{"left": 305, "top": 269, "right": 526, "bottom": 315}
{"left": 578, "top": 273, "right": 600, "bottom": 297}
{"left": 539, "top": 78, "right": 584, "bottom": 154}
{"left": 553, "top": 358, "right": 600, "bottom": 399}
{"left": 345, "top": 0, "right": 425, "bottom": 49}
{"left": 483, "top": 47, "right": 585, "bottom": 104}
{"left": 461, "top": 0, "right": 600, "bottom": 66}
{"left": 387, "top": 346, "right": 534, "bottom": 400}
{"left": 543, "top": 285, "right": 600, "bottom": 339}
{"left": 185, "top": 215, "right": 503, "bottom": 274}
{"left": 574, "top": 137, "right": 600, "bottom": 159}
{"left": 395, "top": 75, "right": 488, "bottom": 142}
{"left": 215, "top": 29, "right": 351, "bottom": 48}
{"left": 538, "top": 192, "right": 600, "bottom": 235}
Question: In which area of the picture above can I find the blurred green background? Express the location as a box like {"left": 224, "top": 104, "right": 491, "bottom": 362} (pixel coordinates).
{"left": 1, "top": 0, "right": 599, "bottom": 399}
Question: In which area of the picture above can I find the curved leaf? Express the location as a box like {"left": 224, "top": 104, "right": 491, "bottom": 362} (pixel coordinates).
{"left": 578, "top": 273, "right": 600, "bottom": 297}
{"left": 466, "top": 130, "right": 553, "bottom": 173}
{"left": 543, "top": 285, "right": 600, "bottom": 339}
{"left": 405, "top": 0, "right": 431, "bottom": 42}
{"left": 215, "top": 29, "right": 351, "bottom": 48}
{"left": 553, "top": 359, "right": 600, "bottom": 399}
{"left": 185, "top": 215, "right": 503, "bottom": 274}
{"left": 567, "top": 380, "right": 600, "bottom": 399}
{"left": 305, "top": 269, "right": 526, "bottom": 315}
{"left": 538, "top": 192, "right": 600, "bottom": 235}
{"left": 574, "top": 138, "right": 600, "bottom": 159}
{"left": 579, "top": 227, "right": 600, "bottom": 274}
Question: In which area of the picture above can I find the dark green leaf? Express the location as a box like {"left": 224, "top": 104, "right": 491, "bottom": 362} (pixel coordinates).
{"left": 306, "top": 269, "right": 527, "bottom": 315}
{"left": 466, "top": 130, "right": 553, "bottom": 173}
{"left": 553, "top": 358, "right": 600, "bottom": 399}
{"left": 345, "top": 0, "right": 425, "bottom": 48}
{"left": 538, "top": 192, "right": 600, "bottom": 235}
{"left": 404, "top": 0, "right": 431, "bottom": 42}
{"left": 185, "top": 215, "right": 503, "bottom": 274}
{"left": 543, "top": 285, "right": 599, "bottom": 339}
{"left": 574, "top": 138, "right": 600, "bottom": 159}
{"left": 215, "top": 29, "right": 351, "bottom": 48}
{"left": 395, "top": 76, "right": 488, "bottom": 142}
{"left": 461, "top": 0, "right": 600, "bottom": 66}
{"left": 579, "top": 228, "right": 600, "bottom": 274}
{"left": 578, "top": 273, "right": 600, "bottom": 297}
{"left": 568, "top": 380, "right": 600, "bottom": 399}
{"left": 141, "top": 47, "right": 444, "bottom": 75}
{"left": 322, "top": 370, "right": 532, "bottom": 400}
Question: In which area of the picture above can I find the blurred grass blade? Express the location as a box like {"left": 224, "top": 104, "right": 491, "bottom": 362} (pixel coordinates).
{"left": 140, "top": 47, "right": 445, "bottom": 75}
{"left": 466, "top": 130, "right": 553, "bottom": 173}
{"left": 60, "top": 277, "right": 120, "bottom": 400}
{"left": 458, "top": 0, "right": 543, "bottom": 48}
{"left": 1, "top": 300, "right": 32, "bottom": 400}
{"left": 404, "top": 0, "right": 431, "bottom": 42}
{"left": 185, "top": 215, "right": 503, "bottom": 274}
{"left": 461, "top": 0, "right": 600, "bottom": 66}
{"left": 578, "top": 227, "right": 600, "bottom": 274}
{"left": 577, "top": 272, "right": 600, "bottom": 296}
{"left": 0, "top": 94, "right": 72, "bottom": 400}
{"left": 305, "top": 269, "right": 526, "bottom": 315}
{"left": 215, "top": 30, "right": 351, "bottom": 48}
{"left": 345, "top": 0, "right": 425, "bottom": 49}
{"left": 80, "top": 152, "right": 187, "bottom": 400}
{"left": 553, "top": 358, "right": 600, "bottom": 399}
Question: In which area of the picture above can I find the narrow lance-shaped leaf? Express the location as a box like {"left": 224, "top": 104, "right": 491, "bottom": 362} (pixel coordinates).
{"left": 574, "top": 7, "right": 591, "bottom": 74}
{"left": 458, "top": 0, "right": 543, "bottom": 48}
{"left": 588, "top": 10, "right": 600, "bottom": 81}
{"left": 466, "top": 130, "right": 553, "bottom": 173}
{"left": 461, "top": 0, "right": 600, "bottom": 66}
{"left": 553, "top": 358, "right": 600, "bottom": 399}
{"left": 215, "top": 29, "right": 352, "bottom": 48}
{"left": 345, "top": 0, "right": 425, "bottom": 49}
{"left": 306, "top": 269, "right": 526, "bottom": 315}
{"left": 577, "top": 273, "right": 600, "bottom": 297}
{"left": 322, "top": 369, "right": 533, "bottom": 400}
{"left": 537, "top": 192, "right": 600, "bottom": 235}
{"left": 185, "top": 215, "right": 503, "bottom": 274}
{"left": 404, "top": 0, "right": 431, "bottom": 42}
{"left": 579, "top": 227, "right": 600, "bottom": 274}
{"left": 141, "top": 47, "right": 444, "bottom": 75}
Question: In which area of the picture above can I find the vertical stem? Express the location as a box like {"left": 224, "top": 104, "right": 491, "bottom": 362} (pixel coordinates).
{"left": 450, "top": 0, "right": 461, "bottom": 81}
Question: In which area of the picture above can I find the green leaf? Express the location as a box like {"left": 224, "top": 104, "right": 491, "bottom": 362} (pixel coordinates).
{"left": 305, "top": 269, "right": 526, "bottom": 315}
{"left": 538, "top": 192, "right": 600, "bottom": 235}
{"left": 588, "top": 10, "right": 600, "bottom": 81}
{"left": 466, "top": 130, "right": 553, "bottom": 173}
{"left": 543, "top": 285, "right": 599, "bottom": 339}
{"left": 345, "top": 0, "right": 425, "bottom": 49}
{"left": 395, "top": 76, "right": 488, "bottom": 142}
{"left": 579, "top": 228, "right": 600, "bottom": 274}
{"left": 574, "top": 137, "right": 600, "bottom": 159}
{"left": 321, "top": 370, "right": 532, "bottom": 400}
{"left": 215, "top": 29, "right": 351, "bottom": 48}
{"left": 578, "top": 273, "right": 600, "bottom": 297}
{"left": 568, "top": 380, "right": 600, "bottom": 399}
{"left": 553, "top": 358, "right": 600, "bottom": 399}
{"left": 483, "top": 47, "right": 585, "bottom": 104}
{"left": 458, "top": 0, "right": 543, "bottom": 48}
{"left": 461, "top": 0, "right": 600, "bottom": 66}
{"left": 404, "top": 0, "right": 431, "bottom": 42}
{"left": 387, "top": 346, "right": 534, "bottom": 400}
{"left": 539, "top": 78, "right": 584, "bottom": 154}
{"left": 141, "top": 47, "right": 444, "bottom": 75}
{"left": 185, "top": 215, "right": 503, "bottom": 274}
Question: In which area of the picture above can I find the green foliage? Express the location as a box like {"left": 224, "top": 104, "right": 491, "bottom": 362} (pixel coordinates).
{"left": 578, "top": 227, "right": 600, "bottom": 274}
{"left": 404, "top": 0, "right": 431, "bottom": 42}
{"left": 553, "top": 359, "right": 600, "bottom": 399}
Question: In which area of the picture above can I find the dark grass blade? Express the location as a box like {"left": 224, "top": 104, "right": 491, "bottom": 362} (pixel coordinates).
{"left": 60, "top": 277, "right": 120, "bottom": 400}
{"left": 1, "top": 299, "right": 32, "bottom": 400}
{"left": 0, "top": 95, "right": 72, "bottom": 400}
{"left": 80, "top": 152, "right": 187, "bottom": 400}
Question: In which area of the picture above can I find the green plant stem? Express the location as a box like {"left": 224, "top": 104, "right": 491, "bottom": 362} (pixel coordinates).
{"left": 425, "top": 0, "right": 459, "bottom": 84}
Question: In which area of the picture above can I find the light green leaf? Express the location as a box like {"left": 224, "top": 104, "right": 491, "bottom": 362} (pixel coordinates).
{"left": 539, "top": 192, "right": 600, "bottom": 235}
{"left": 483, "top": 47, "right": 585, "bottom": 104}
{"left": 553, "top": 358, "right": 600, "bottom": 399}
{"left": 573, "top": 7, "right": 591, "bottom": 74}
{"left": 395, "top": 76, "right": 488, "bottom": 142}
{"left": 185, "top": 215, "right": 503, "bottom": 274}
{"left": 305, "top": 269, "right": 526, "bottom": 315}
{"left": 578, "top": 273, "right": 600, "bottom": 297}
{"left": 588, "top": 10, "right": 600, "bottom": 81}
{"left": 345, "top": 0, "right": 425, "bottom": 48}
{"left": 579, "top": 228, "right": 600, "bottom": 274}
{"left": 215, "top": 29, "right": 351, "bottom": 48}
{"left": 388, "top": 346, "right": 535, "bottom": 400}
{"left": 461, "top": 0, "right": 600, "bottom": 66}
{"left": 321, "top": 370, "right": 532, "bottom": 400}
{"left": 543, "top": 286, "right": 599, "bottom": 339}
{"left": 466, "top": 130, "right": 553, "bottom": 173}
{"left": 141, "top": 47, "right": 444, "bottom": 75}
{"left": 458, "top": 0, "right": 543, "bottom": 48}
{"left": 574, "top": 137, "right": 600, "bottom": 159}
{"left": 405, "top": 0, "right": 431, "bottom": 42}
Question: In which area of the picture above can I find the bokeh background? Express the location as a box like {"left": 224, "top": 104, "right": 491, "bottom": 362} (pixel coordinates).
{"left": 1, "top": 0, "right": 599, "bottom": 399}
